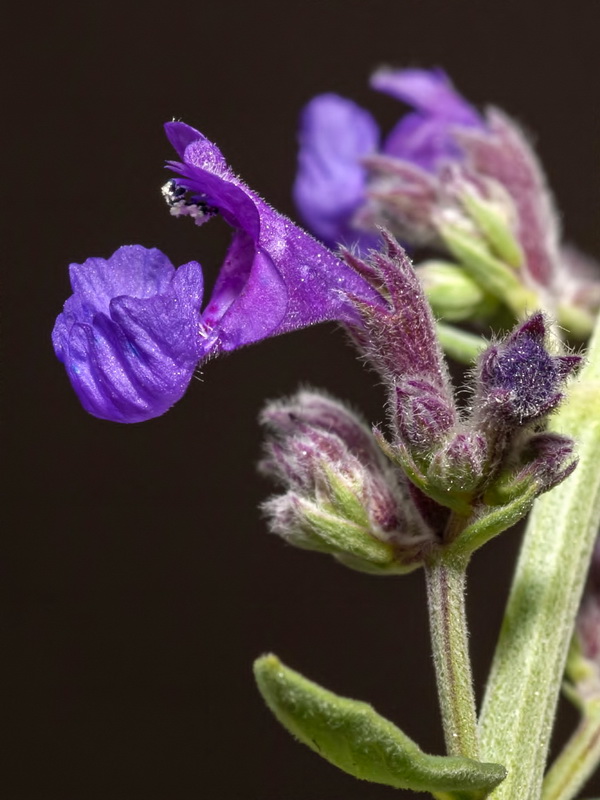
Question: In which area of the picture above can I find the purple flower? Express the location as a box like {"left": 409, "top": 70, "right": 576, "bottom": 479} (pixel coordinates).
{"left": 292, "top": 95, "right": 380, "bottom": 249}
{"left": 165, "top": 122, "right": 380, "bottom": 352}
{"left": 53, "top": 125, "right": 381, "bottom": 423}
{"left": 294, "top": 68, "right": 482, "bottom": 247}
{"left": 371, "top": 68, "right": 481, "bottom": 169}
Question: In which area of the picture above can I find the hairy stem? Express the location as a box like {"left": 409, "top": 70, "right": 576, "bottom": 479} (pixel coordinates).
{"left": 425, "top": 545, "right": 479, "bottom": 759}
{"left": 542, "top": 703, "right": 600, "bottom": 800}
{"left": 479, "top": 315, "right": 600, "bottom": 800}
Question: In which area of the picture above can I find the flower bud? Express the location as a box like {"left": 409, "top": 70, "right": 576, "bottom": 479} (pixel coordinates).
{"left": 260, "top": 390, "right": 382, "bottom": 470}
{"left": 260, "top": 390, "right": 436, "bottom": 573}
{"left": 473, "top": 312, "right": 581, "bottom": 429}
{"left": 418, "top": 260, "right": 498, "bottom": 322}
{"left": 427, "top": 430, "right": 488, "bottom": 493}
{"left": 458, "top": 180, "right": 523, "bottom": 269}
{"left": 395, "top": 379, "right": 456, "bottom": 453}
{"left": 483, "top": 432, "right": 577, "bottom": 507}
{"left": 436, "top": 214, "right": 536, "bottom": 317}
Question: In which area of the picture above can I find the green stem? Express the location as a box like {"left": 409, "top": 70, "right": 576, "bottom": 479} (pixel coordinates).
{"left": 478, "top": 315, "right": 600, "bottom": 800}
{"left": 436, "top": 322, "right": 487, "bottom": 365}
{"left": 425, "top": 546, "right": 479, "bottom": 760}
{"left": 542, "top": 704, "right": 600, "bottom": 800}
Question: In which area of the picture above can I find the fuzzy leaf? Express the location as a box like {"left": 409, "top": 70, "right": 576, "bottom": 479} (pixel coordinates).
{"left": 254, "top": 654, "right": 506, "bottom": 798}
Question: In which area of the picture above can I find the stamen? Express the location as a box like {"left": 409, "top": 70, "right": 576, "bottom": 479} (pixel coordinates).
{"left": 161, "top": 180, "right": 218, "bottom": 226}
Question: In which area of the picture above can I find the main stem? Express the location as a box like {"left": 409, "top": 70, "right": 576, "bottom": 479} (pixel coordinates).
{"left": 479, "top": 316, "right": 600, "bottom": 800}
{"left": 425, "top": 548, "right": 479, "bottom": 759}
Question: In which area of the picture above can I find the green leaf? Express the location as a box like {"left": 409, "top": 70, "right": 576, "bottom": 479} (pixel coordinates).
{"left": 254, "top": 654, "right": 506, "bottom": 799}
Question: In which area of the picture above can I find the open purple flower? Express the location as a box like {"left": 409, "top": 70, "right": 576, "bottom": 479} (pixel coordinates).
{"left": 52, "top": 246, "right": 205, "bottom": 423}
{"left": 294, "top": 68, "right": 483, "bottom": 247}
{"left": 293, "top": 95, "right": 380, "bottom": 250}
{"left": 53, "top": 125, "right": 381, "bottom": 424}
{"left": 165, "top": 122, "right": 380, "bottom": 352}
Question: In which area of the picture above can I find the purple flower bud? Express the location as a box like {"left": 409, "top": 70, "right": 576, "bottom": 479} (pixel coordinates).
{"left": 260, "top": 390, "right": 383, "bottom": 470}
{"left": 519, "top": 432, "right": 578, "bottom": 492}
{"left": 473, "top": 312, "right": 581, "bottom": 428}
{"left": 344, "top": 232, "right": 457, "bottom": 451}
{"left": 259, "top": 390, "right": 436, "bottom": 570}
{"left": 427, "top": 430, "right": 488, "bottom": 493}
{"left": 483, "top": 432, "right": 577, "bottom": 508}
{"left": 52, "top": 247, "right": 205, "bottom": 423}
{"left": 395, "top": 379, "right": 456, "bottom": 453}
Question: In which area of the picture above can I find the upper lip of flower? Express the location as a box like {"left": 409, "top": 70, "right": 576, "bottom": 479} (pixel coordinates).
{"left": 164, "top": 121, "right": 383, "bottom": 353}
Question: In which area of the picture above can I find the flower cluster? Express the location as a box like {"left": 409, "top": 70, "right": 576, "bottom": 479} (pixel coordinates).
{"left": 294, "top": 68, "right": 483, "bottom": 249}
{"left": 53, "top": 124, "right": 381, "bottom": 422}
{"left": 260, "top": 233, "right": 580, "bottom": 565}
{"left": 295, "top": 68, "right": 600, "bottom": 337}
{"left": 259, "top": 390, "right": 436, "bottom": 573}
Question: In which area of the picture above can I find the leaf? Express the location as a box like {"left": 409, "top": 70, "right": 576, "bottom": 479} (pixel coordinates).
{"left": 254, "top": 654, "right": 506, "bottom": 799}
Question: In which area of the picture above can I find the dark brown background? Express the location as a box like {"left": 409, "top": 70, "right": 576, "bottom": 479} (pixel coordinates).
{"left": 4, "top": 1, "right": 600, "bottom": 797}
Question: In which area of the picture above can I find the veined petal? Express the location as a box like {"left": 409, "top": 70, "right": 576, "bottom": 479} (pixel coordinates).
{"left": 53, "top": 247, "right": 205, "bottom": 423}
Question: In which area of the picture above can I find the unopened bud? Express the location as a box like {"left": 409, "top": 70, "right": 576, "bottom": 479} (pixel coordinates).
{"left": 473, "top": 312, "right": 581, "bottom": 429}
{"left": 437, "top": 215, "right": 535, "bottom": 316}
{"left": 428, "top": 429, "right": 488, "bottom": 493}
{"left": 260, "top": 390, "right": 381, "bottom": 470}
{"left": 263, "top": 492, "right": 398, "bottom": 568}
{"left": 459, "top": 182, "right": 523, "bottom": 269}
{"left": 418, "top": 261, "right": 498, "bottom": 322}
{"left": 260, "top": 389, "right": 436, "bottom": 573}
{"left": 395, "top": 379, "right": 456, "bottom": 453}
{"left": 483, "top": 432, "right": 577, "bottom": 506}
